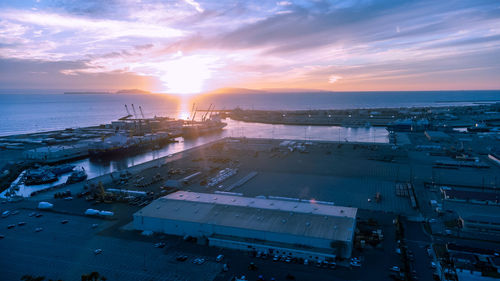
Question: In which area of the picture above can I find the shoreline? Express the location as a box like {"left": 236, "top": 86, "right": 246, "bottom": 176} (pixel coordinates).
{"left": 1, "top": 103, "right": 497, "bottom": 139}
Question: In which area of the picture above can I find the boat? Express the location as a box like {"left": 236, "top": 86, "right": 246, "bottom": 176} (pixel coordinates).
{"left": 88, "top": 132, "right": 175, "bottom": 158}
{"left": 66, "top": 168, "right": 87, "bottom": 184}
{"left": 50, "top": 164, "right": 75, "bottom": 175}
{"left": 24, "top": 168, "right": 58, "bottom": 185}
{"left": 386, "top": 119, "right": 429, "bottom": 132}
{"left": 467, "top": 122, "right": 490, "bottom": 132}
{"left": 182, "top": 119, "right": 227, "bottom": 138}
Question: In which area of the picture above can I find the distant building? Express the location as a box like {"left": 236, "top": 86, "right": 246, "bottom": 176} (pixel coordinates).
{"left": 459, "top": 214, "right": 500, "bottom": 233}
{"left": 442, "top": 189, "right": 500, "bottom": 206}
{"left": 133, "top": 191, "right": 357, "bottom": 259}
{"left": 425, "top": 131, "right": 451, "bottom": 142}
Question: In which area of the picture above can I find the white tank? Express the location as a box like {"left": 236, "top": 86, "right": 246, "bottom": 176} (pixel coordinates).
{"left": 84, "top": 209, "right": 99, "bottom": 216}
{"left": 38, "top": 202, "right": 54, "bottom": 209}
{"left": 99, "top": 211, "right": 114, "bottom": 217}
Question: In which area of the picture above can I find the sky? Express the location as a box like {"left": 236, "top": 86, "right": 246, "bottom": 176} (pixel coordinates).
{"left": 0, "top": 0, "right": 499, "bottom": 94}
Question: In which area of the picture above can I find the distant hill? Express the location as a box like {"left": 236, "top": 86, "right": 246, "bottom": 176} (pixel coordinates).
{"left": 64, "top": 91, "right": 112, "bottom": 95}
{"left": 203, "top": 87, "right": 266, "bottom": 95}
{"left": 203, "top": 87, "right": 328, "bottom": 95}
{"left": 115, "top": 89, "right": 152, "bottom": 94}
{"left": 261, "top": 88, "right": 329, "bottom": 93}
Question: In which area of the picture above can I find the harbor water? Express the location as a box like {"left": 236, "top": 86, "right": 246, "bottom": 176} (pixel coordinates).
{"left": 3, "top": 119, "right": 388, "bottom": 197}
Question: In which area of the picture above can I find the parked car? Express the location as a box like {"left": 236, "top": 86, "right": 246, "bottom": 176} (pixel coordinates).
{"left": 154, "top": 242, "right": 165, "bottom": 248}
{"left": 350, "top": 261, "right": 361, "bottom": 267}
{"left": 390, "top": 266, "right": 401, "bottom": 272}
{"left": 7, "top": 224, "right": 15, "bottom": 229}
{"left": 222, "top": 263, "right": 229, "bottom": 272}
{"left": 192, "top": 258, "right": 205, "bottom": 265}
{"left": 35, "top": 213, "right": 43, "bottom": 218}
{"left": 18, "top": 222, "right": 26, "bottom": 226}
{"left": 216, "top": 254, "right": 224, "bottom": 262}
{"left": 273, "top": 255, "right": 279, "bottom": 262}
{"left": 94, "top": 249, "right": 102, "bottom": 255}
{"left": 34, "top": 227, "right": 43, "bottom": 232}
{"left": 61, "top": 220, "right": 69, "bottom": 224}
{"left": 176, "top": 255, "right": 188, "bottom": 261}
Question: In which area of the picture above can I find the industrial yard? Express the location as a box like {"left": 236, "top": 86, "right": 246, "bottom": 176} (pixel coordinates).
{"left": 1, "top": 102, "right": 500, "bottom": 281}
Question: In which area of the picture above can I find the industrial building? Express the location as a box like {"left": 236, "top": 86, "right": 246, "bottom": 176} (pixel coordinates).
{"left": 459, "top": 213, "right": 500, "bottom": 233}
{"left": 424, "top": 130, "right": 451, "bottom": 142}
{"left": 133, "top": 191, "right": 357, "bottom": 259}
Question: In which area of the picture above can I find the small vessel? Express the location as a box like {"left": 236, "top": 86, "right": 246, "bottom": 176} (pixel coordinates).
{"left": 50, "top": 164, "right": 75, "bottom": 175}
{"left": 387, "top": 119, "right": 429, "bottom": 132}
{"left": 88, "top": 132, "right": 175, "bottom": 158}
{"left": 182, "top": 115, "right": 227, "bottom": 138}
{"left": 467, "top": 122, "right": 490, "bottom": 132}
{"left": 66, "top": 168, "right": 87, "bottom": 184}
{"left": 24, "top": 168, "right": 58, "bottom": 185}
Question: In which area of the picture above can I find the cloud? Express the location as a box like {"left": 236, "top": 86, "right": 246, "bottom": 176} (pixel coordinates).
{"left": 0, "top": 10, "right": 184, "bottom": 39}
{"left": 0, "top": 0, "right": 499, "bottom": 91}
{"left": 184, "top": 0, "right": 204, "bottom": 13}
{"left": 328, "top": 75, "right": 341, "bottom": 84}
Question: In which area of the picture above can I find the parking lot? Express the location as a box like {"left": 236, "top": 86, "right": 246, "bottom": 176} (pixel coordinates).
{"left": 0, "top": 208, "right": 221, "bottom": 281}
{"left": 0, "top": 203, "right": 410, "bottom": 281}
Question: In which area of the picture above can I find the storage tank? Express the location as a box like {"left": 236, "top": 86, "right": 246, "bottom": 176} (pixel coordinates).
{"left": 84, "top": 209, "right": 99, "bottom": 216}
{"left": 38, "top": 202, "right": 54, "bottom": 209}
{"left": 99, "top": 211, "right": 114, "bottom": 217}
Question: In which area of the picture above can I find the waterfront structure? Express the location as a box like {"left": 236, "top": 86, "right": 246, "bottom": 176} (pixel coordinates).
{"left": 133, "top": 191, "right": 357, "bottom": 259}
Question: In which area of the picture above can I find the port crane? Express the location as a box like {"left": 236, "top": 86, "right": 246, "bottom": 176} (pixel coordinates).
{"left": 189, "top": 103, "right": 196, "bottom": 120}
{"left": 131, "top": 104, "right": 138, "bottom": 119}
{"left": 191, "top": 106, "right": 198, "bottom": 123}
{"left": 139, "top": 106, "right": 145, "bottom": 119}
{"left": 202, "top": 104, "right": 213, "bottom": 121}
{"left": 120, "top": 105, "right": 133, "bottom": 120}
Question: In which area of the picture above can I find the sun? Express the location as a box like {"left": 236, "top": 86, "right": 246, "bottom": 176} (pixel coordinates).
{"left": 160, "top": 55, "right": 213, "bottom": 94}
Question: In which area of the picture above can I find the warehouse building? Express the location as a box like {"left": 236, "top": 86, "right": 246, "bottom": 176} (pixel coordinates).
{"left": 459, "top": 214, "right": 500, "bottom": 233}
{"left": 133, "top": 191, "right": 357, "bottom": 259}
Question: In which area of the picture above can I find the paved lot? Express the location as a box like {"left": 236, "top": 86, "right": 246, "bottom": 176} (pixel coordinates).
{"left": 235, "top": 170, "right": 415, "bottom": 214}
{"left": 0, "top": 209, "right": 221, "bottom": 281}
{"left": 0, "top": 204, "right": 408, "bottom": 281}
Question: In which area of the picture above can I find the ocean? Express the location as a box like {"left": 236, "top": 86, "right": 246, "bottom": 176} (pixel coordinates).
{"left": 1, "top": 90, "right": 499, "bottom": 136}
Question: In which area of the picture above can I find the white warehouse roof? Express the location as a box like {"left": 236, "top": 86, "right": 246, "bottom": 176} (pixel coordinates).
{"left": 134, "top": 191, "right": 357, "bottom": 242}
